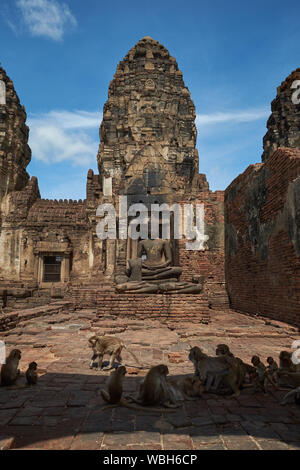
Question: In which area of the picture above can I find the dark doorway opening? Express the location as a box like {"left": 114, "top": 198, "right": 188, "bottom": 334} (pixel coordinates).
{"left": 43, "top": 255, "right": 62, "bottom": 283}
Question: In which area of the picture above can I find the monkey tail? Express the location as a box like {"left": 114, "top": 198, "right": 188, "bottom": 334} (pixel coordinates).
{"left": 100, "top": 389, "right": 110, "bottom": 403}
{"left": 88, "top": 335, "right": 97, "bottom": 346}
{"left": 123, "top": 346, "right": 142, "bottom": 366}
{"left": 121, "top": 398, "right": 177, "bottom": 413}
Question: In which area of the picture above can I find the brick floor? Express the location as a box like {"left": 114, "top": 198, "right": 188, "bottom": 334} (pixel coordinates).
{"left": 0, "top": 307, "right": 299, "bottom": 450}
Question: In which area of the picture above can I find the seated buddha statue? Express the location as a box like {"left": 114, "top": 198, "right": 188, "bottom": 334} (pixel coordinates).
{"left": 115, "top": 238, "right": 203, "bottom": 294}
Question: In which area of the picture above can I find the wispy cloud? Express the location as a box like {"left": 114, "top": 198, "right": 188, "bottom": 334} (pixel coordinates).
{"left": 28, "top": 110, "right": 101, "bottom": 166}
{"left": 15, "top": 0, "right": 77, "bottom": 41}
{"left": 195, "top": 108, "right": 268, "bottom": 190}
{"left": 196, "top": 108, "right": 269, "bottom": 126}
{"left": 27, "top": 106, "right": 268, "bottom": 194}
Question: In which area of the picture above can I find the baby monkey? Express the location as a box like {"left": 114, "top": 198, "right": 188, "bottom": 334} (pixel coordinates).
{"left": 266, "top": 356, "right": 278, "bottom": 383}
{"left": 251, "top": 355, "right": 279, "bottom": 394}
{"left": 26, "top": 362, "right": 38, "bottom": 385}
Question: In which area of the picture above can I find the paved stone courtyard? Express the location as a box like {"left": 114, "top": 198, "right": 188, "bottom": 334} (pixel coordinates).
{"left": 0, "top": 308, "right": 299, "bottom": 450}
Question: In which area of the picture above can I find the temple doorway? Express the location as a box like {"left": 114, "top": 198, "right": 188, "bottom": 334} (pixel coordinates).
{"left": 43, "top": 255, "right": 62, "bottom": 283}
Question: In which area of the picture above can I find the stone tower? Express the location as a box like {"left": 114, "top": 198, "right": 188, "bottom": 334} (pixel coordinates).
{"left": 262, "top": 67, "right": 300, "bottom": 162}
{"left": 97, "top": 36, "right": 208, "bottom": 202}
{"left": 0, "top": 67, "right": 32, "bottom": 203}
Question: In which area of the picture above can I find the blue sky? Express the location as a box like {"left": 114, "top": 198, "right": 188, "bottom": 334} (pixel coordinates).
{"left": 1, "top": 0, "right": 299, "bottom": 199}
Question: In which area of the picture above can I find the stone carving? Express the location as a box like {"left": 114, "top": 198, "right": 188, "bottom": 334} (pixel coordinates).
{"left": 0, "top": 69, "right": 32, "bottom": 205}
{"left": 116, "top": 238, "right": 203, "bottom": 294}
{"left": 0, "top": 81, "right": 5, "bottom": 105}
{"left": 97, "top": 36, "right": 208, "bottom": 197}
{"left": 262, "top": 67, "right": 300, "bottom": 162}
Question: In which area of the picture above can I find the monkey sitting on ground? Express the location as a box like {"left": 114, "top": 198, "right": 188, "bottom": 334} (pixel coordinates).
{"left": 88, "top": 335, "right": 141, "bottom": 370}
{"left": 1, "top": 349, "right": 22, "bottom": 386}
{"left": 251, "top": 356, "right": 268, "bottom": 394}
{"left": 26, "top": 362, "right": 38, "bottom": 385}
{"left": 250, "top": 356, "right": 280, "bottom": 394}
{"left": 128, "top": 365, "right": 181, "bottom": 409}
{"left": 280, "top": 386, "right": 300, "bottom": 406}
{"left": 188, "top": 346, "right": 241, "bottom": 396}
{"left": 100, "top": 365, "right": 176, "bottom": 413}
{"left": 277, "top": 351, "right": 300, "bottom": 388}
{"left": 266, "top": 356, "right": 279, "bottom": 383}
{"left": 279, "top": 351, "right": 300, "bottom": 372}
{"left": 215, "top": 344, "right": 255, "bottom": 389}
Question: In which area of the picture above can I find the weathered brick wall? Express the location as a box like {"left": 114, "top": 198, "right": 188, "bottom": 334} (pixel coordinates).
{"left": 177, "top": 190, "right": 227, "bottom": 308}
{"left": 0, "top": 301, "right": 71, "bottom": 332}
{"left": 225, "top": 147, "right": 300, "bottom": 326}
{"left": 68, "top": 288, "right": 211, "bottom": 323}
{"left": 178, "top": 191, "right": 224, "bottom": 282}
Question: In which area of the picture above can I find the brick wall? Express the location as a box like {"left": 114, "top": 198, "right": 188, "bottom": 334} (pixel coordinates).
{"left": 225, "top": 147, "right": 300, "bottom": 326}
{"left": 177, "top": 190, "right": 228, "bottom": 308}
{"left": 68, "top": 288, "right": 211, "bottom": 323}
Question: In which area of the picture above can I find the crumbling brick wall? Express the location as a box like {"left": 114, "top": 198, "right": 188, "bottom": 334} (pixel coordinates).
{"left": 177, "top": 190, "right": 227, "bottom": 308}
{"left": 225, "top": 147, "right": 300, "bottom": 326}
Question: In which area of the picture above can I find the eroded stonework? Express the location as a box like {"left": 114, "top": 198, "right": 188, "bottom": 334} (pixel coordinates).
{"left": 262, "top": 68, "right": 300, "bottom": 162}
{"left": 0, "top": 68, "right": 31, "bottom": 203}
{"left": 97, "top": 36, "right": 208, "bottom": 198}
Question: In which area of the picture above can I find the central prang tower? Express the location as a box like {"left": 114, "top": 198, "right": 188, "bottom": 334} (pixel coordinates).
{"left": 97, "top": 36, "right": 208, "bottom": 201}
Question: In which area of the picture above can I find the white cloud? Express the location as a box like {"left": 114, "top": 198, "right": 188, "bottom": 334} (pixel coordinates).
{"left": 27, "top": 106, "right": 268, "bottom": 189}
{"left": 196, "top": 108, "right": 268, "bottom": 127}
{"left": 28, "top": 109, "right": 101, "bottom": 166}
{"left": 16, "top": 0, "right": 77, "bottom": 41}
{"left": 195, "top": 108, "right": 268, "bottom": 191}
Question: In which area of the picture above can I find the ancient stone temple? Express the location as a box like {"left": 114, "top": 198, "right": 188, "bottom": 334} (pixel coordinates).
{"left": 1, "top": 38, "right": 299, "bottom": 326}
{"left": 0, "top": 37, "right": 226, "bottom": 318}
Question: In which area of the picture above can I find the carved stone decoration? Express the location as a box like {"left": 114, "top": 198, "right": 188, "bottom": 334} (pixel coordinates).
{"left": 262, "top": 67, "right": 300, "bottom": 162}
{"left": 0, "top": 67, "right": 32, "bottom": 203}
{"left": 0, "top": 80, "right": 6, "bottom": 105}
{"left": 97, "top": 36, "right": 208, "bottom": 197}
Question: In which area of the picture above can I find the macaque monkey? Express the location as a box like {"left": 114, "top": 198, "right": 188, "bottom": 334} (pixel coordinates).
{"left": 216, "top": 344, "right": 255, "bottom": 388}
{"left": 251, "top": 356, "right": 268, "bottom": 393}
{"left": 1, "top": 349, "right": 21, "bottom": 386}
{"left": 128, "top": 365, "right": 181, "bottom": 409}
{"left": 100, "top": 365, "right": 127, "bottom": 404}
{"left": 188, "top": 346, "right": 241, "bottom": 396}
{"left": 100, "top": 365, "right": 176, "bottom": 413}
{"left": 266, "top": 356, "right": 278, "bottom": 382}
{"left": 216, "top": 344, "right": 234, "bottom": 357}
{"left": 251, "top": 355, "right": 280, "bottom": 393}
{"left": 167, "top": 376, "right": 204, "bottom": 402}
{"left": 279, "top": 351, "right": 300, "bottom": 372}
{"left": 281, "top": 386, "right": 300, "bottom": 405}
{"left": 26, "top": 362, "right": 38, "bottom": 385}
{"left": 277, "top": 351, "right": 300, "bottom": 388}
{"left": 89, "top": 335, "right": 141, "bottom": 370}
